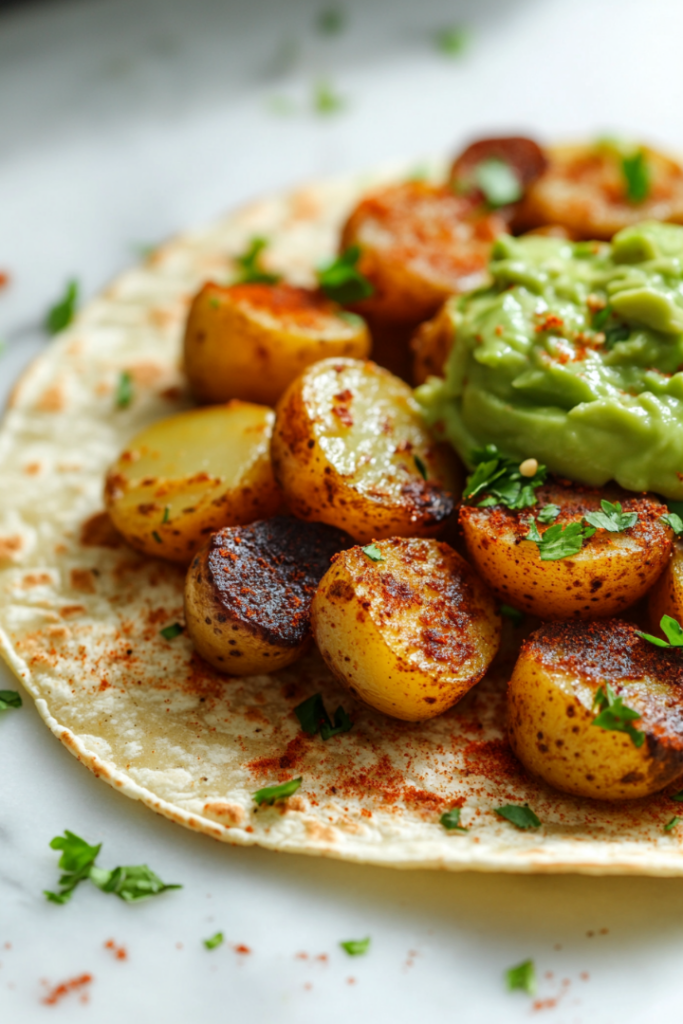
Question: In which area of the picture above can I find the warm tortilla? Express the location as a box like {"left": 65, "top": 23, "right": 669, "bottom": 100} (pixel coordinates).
{"left": 1, "top": 162, "right": 682, "bottom": 875}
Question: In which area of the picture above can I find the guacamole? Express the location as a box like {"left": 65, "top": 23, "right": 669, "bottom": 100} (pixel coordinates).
{"left": 417, "top": 222, "right": 683, "bottom": 499}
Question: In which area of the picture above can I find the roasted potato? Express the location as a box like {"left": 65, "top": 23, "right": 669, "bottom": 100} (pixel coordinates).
{"left": 411, "top": 298, "right": 456, "bottom": 385}
{"left": 508, "top": 619, "right": 683, "bottom": 800}
{"left": 311, "top": 537, "right": 501, "bottom": 721}
{"left": 514, "top": 141, "right": 683, "bottom": 240}
{"left": 649, "top": 538, "right": 683, "bottom": 631}
{"left": 105, "top": 402, "right": 281, "bottom": 563}
{"left": 185, "top": 517, "right": 350, "bottom": 675}
{"left": 340, "top": 181, "right": 505, "bottom": 327}
{"left": 183, "top": 281, "right": 370, "bottom": 407}
{"left": 271, "top": 357, "right": 460, "bottom": 543}
{"left": 449, "top": 135, "right": 548, "bottom": 221}
{"left": 460, "top": 480, "right": 672, "bottom": 620}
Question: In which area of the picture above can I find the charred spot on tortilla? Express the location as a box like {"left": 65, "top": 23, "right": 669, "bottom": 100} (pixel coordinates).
{"left": 184, "top": 516, "right": 351, "bottom": 675}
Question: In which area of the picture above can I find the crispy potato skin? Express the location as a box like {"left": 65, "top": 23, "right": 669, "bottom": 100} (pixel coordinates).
{"left": 184, "top": 517, "right": 351, "bottom": 675}
{"left": 411, "top": 299, "right": 455, "bottom": 385}
{"left": 508, "top": 620, "right": 683, "bottom": 800}
{"left": 311, "top": 537, "right": 501, "bottom": 722}
{"left": 271, "top": 357, "right": 461, "bottom": 544}
{"left": 340, "top": 181, "right": 505, "bottom": 326}
{"left": 183, "top": 282, "right": 370, "bottom": 407}
{"left": 460, "top": 481, "right": 672, "bottom": 620}
{"left": 513, "top": 143, "right": 683, "bottom": 240}
{"left": 649, "top": 538, "right": 683, "bottom": 630}
{"left": 105, "top": 402, "right": 281, "bottom": 564}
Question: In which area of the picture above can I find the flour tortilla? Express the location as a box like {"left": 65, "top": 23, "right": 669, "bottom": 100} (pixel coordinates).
{"left": 1, "top": 160, "right": 682, "bottom": 875}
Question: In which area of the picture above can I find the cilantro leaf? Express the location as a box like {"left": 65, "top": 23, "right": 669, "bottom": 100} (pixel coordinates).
{"left": 525, "top": 519, "right": 596, "bottom": 561}
{"left": 151, "top": 530, "right": 163, "bottom": 544}
{"left": 0, "top": 690, "right": 22, "bottom": 711}
{"left": 162, "top": 506, "right": 170, "bottom": 524}
{"left": 234, "top": 237, "right": 281, "bottom": 285}
{"left": 253, "top": 777, "right": 302, "bottom": 806}
{"left": 317, "top": 245, "right": 373, "bottom": 305}
{"left": 622, "top": 150, "right": 650, "bottom": 204}
{"left": 45, "top": 280, "right": 78, "bottom": 335}
{"left": 536, "top": 504, "right": 560, "bottom": 524}
{"left": 294, "top": 693, "right": 352, "bottom": 740}
{"left": 494, "top": 804, "right": 541, "bottom": 829}
{"left": 115, "top": 371, "right": 133, "bottom": 409}
{"left": 340, "top": 937, "right": 370, "bottom": 956}
{"left": 604, "top": 324, "right": 630, "bottom": 348}
{"left": 204, "top": 932, "right": 224, "bottom": 950}
{"left": 313, "top": 79, "right": 346, "bottom": 115}
{"left": 434, "top": 26, "right": 468, "bottom": 57}
{"left": 463, "top": 445, "right": 546, "bottom": 510}
{"left": 636, "top": 614, "right": 683, "bottom": 649}
{"left": 44, "top": 831, "right": 102, "bottom": 904}
{"left": 362, "top": 543, "right": 383, "bottom": 562}
{"left": 90, "top": 864, "right": 181, "bottom": 903}
{"left": 584, "top": 499, "right": 638, "bottom": 533}
{"left": 474, "top": 159, "right": 522, "bottom": 208}
{"left": 672, "top": 791, "right": 683, "bottom": 802}
{"left": 160, "top": 623, "right": 183, "bottom": 641}
{"left": 317, "top": 8, "right": 345, "bottom": 34}
{"left": 661, "top": 512, "right": 683, "bottom": 535}
{"left": 413, "top": 454, "right": 428, "bottom": 480}
{"left": 591, "top": 684, "right": 644, "bottom": 747}
{"left": 500, "top": 604, "right": 524, "bottom": 627}
{"left": 506, "top": 958, "right": 537, "bottom": 995}
{"left": 440, "top": 808, "right": 468, "bottom": 832}
{"left": 664, "top": 816, "right": 681, "bottom": 833}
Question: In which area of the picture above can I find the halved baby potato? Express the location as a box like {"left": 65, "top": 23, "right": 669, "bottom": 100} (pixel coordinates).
{"left": 340, "top": 180, "right": 505, "bottom": 326}
{"left": 185, "top": 516, "right": 350, "bottom": 675}
{"left": 271, "top": 357, "right": 460, "bottom": 544}
{"left": 183, "top": 281, "right": 371, "bottom": 407}
{"left": 460, "top": 480, "right": 672, "bottom": 619}
{"left": 105, "top": 402, "right": 281, "bottom": 563}
{"left": 649, "top": 538, "right": 683, "bottom": 630}
{"left": 311, "top": 537, "right": 501, "bottom": 722}
{"left": 411, "top": 298, "right": 456, "bottom": 385}
{"left": 508, "top": 619, "right": 683, "bottom": 800}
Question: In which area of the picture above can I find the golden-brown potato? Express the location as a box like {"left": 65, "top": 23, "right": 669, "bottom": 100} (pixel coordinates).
{"left": 508, "top": 619, "right": 683, "bottom": 800}
{"left": 184, "top": 517, "right": 350, "bottom": 675}
{"left": 311, "top": 537, "right": 501, "bottom": 721}
{"left": 514, "top": 141, "right": 683, "bottom": 240}
{"left": 340, "top": 181, "right": 505, "bottom": 326}
{"left": 649, "top": 538, "right": 683, "bottom": 630}
{"left": 460, "top": 480, "right": 672, "bottom": 620}
{"left": 271, "top": 357, "right": 461, "bottom": 543}
{"left": 411, "top": 299, "right": 456, "bottom": 385}
{"left": 183, "top": 281, "right": 371, "bottom": 407}
{"left": 105, "top": 402, "right": 281, "bottom": 564}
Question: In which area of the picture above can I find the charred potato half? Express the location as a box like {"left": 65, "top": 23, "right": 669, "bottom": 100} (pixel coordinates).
{"left": 460, "top": 481, "right": 672, "bottom": 620}
{"left": 184, "top": 281, "right": 370, "bottom": 407}
{"left": 411, "top": 298, "right": 456, "bottom": 385}
{"left": 271, "top": 357, "right": 460, "bottom": 543}
{"left": 105, "top": 402, "right": 281, "bottom": 563}
{"left": 185, "top": 516, "right": 351, "bottom": 675}
{"left": 649, "top": 538, "right": 683, "bottom": 631}
{"left": 311, "top": 537, "right": 501, "bottom": 722}
{"left": 508, "top": 619, "right": 683, "bottom": 800}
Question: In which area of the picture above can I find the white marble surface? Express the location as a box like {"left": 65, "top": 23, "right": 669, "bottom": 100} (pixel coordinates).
{"left": 3, "top": 0, "right": 683, "bottom": 1019}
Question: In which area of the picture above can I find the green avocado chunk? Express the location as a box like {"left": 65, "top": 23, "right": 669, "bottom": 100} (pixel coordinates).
{"left": 416, "top": 222, "right": 683, "bottom": 498}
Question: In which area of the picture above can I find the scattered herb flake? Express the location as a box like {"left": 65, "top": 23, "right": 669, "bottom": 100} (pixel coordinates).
{"left": 152, "top": 531, "right": 163, "bottom": 544}
{"left": 0, "top": 690, "right": 22, "bottom": 711}
{"left": 115, "top": 371, "right": 133, "bottom": 409}
{"left": 661, "top": 512, "right": 683, "bottom": 535}
{"left": 622, "top": 150, "right": 650, "bottom": 204}
{"left": 500, "top": 604, "right": 524, "bottom": 627}
{"left": 636, "top": 614, "right": 683, "bottom": 649}
{"left": 44, "top": 831, "right": 101, "bottom": 905}
{"left": 464, "top": 445, "right": 546, "bottom": 510}
{"left": 591, "top": 684, "right": 645, "bottom": 747}
{"left": 536, "top": 504, "right": 560, "bottom": 524}
{"left": 584, "top": 499, "right": 638, "bottom": 533}
{"left": 160, "top": 623, "right": 183, "bottom": 641}
{"left": 413, "top": 454, "right": 428, "bottom": 480}
{"left": 89, "top": 864, "right": 181, "bottom": 903}
{"left": 494, "top": 804, "right": 541, "bottom": 830}
{"left": 362, "top": 543, "right": 383, "bottom": 562}
{"left": 204, "top": 932, "right": 224, "bottom": 950}
{"left": 525, "top": 519, "right": 596, "bottom": 561}
{"left": 672, "top": 790, "right": 683, "bottom": 802}
{"left": 46, "top": 280, "right": 78, "bottom": 335}
{"left": 317, "top": 245, "right": 373, "bottom": 304}
{"left": 440, "top": 808, "right": 468, "bottom": 832}
{"left": 162, "top": 506, "right": 170, "bottom": 524}
{"left": 506, "top": 958, "right": 537, "bottom": 995}
{"left": 209, "top": 296, "right": 221, "bottom": 309}
{"left": 340, "top": 937, "right": 370, "bottom": 956}
{"left": 234, "top": 237, "right": 281, "bottom": 285}
{"left": 313, "top": 79, "right": 345, "bottom": 115}
{"left": 475, "top": 158, "right": 522, "bottom": 208}
{"left": 604, "top": 324, "right": 630, "bottom": 348}
{"left": 664, "top": 816, "right": 682, "bottom": 833}
{"left": 294, "top": 693, "right": 352, "bottom": 740}
{"left": 592, "top": 305, "right": 611, "bottom": 330}
{"left": 434, "top": 26, "right": 468, "bottom": 57}
{"left": 253, "top": 777, "right": 302, "bottom": 806}
{"left": 317, "top": 8, "right": 345, "bottom": 34}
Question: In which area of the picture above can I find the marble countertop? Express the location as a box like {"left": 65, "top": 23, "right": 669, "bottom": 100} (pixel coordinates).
{"left": 3, "top": 0, "right": 683, "bottom": 1020}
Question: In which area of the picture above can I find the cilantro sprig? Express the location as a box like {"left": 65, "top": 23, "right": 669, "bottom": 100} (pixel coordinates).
{"left": 463, "top": 445, "right": 547, "bottom": 510}
{"left": 362, "top": 543, "right": 383, "bottom": 562}
{"left": 525, "top": 519, "right": 596, "bottom": 561}
{"left": 46, "top": 280, "right": 78, "bottom": 335}
{"left": 661, "top": 512, "right": 683, "bottom": 535}
{"left": 317, "top": 245, "right": 373, "bottom": 305}
{"left": 115, "top": 371, "right": 133, "bottom": 409}
{"left": 636, "top": 614, "right": 683, "bottom": 649}
{"left": 536, "top": 504, "right": 559, "bottom": 524}
{"left": 253, "top": 777, "right": 302, "bottom": 807}
{"left": 494, "top": 804, "right": 541, "bottom": 829}
{"left": 621, "top": 150, "right": 650, "bottom": 204}
{"left": 584, "top": 499, "right": 638, "bottom": 533}
{"left": 500, "top": 604, "right": 524, "bottom": 627}
{"left": 591, "top": 684, "right": 644, "bottom": 748}
{"left": 474, "top": 158, "right": 522, "bottom": 208}
{"left": 204, "top": 932, "right": 224, "bottom": 950}
{"left": 506, "top": 959, "right": 537, "bottom": 995}
{"left": 440, "top": 808, "right": 468, "bottom": 832}
{"left": 664, "top": 816, "right": 681, "bottom": 833}
{"left": 234, "top": 237, "right": 281, "bottom": 285}
{"left": 294, "top": 693, "right": 352, "bottom": 740}
{"left": 160, "top": 622, "right": 183, "bottom": 641}
{"left": 340, "top": 937, "right": 370, "bottom": 956}
{"left": 0, "top": 690, "right": 22, "bottom": 712}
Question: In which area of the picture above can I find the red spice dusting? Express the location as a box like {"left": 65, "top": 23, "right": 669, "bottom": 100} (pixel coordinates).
{"left": 247, "top": 732, "right": 310, "bottom": 776}
{"left": 234, "top": 944, "right": 251, "bottom": 955}
{"left": 332, "top": 404, "right": 354, "bottom": 428}
{"left": 296, "top": 952, "right": 309, "bottom": 960}
{"left": 347, "top": 977, "right": 356, "bottom": 985}
{"left": 316, "top": 954, "right": 328, "bottom": 963}
{"left": 42, "top": 973, "right": 93, "bottom": 1006}
{"left": 535, "top": 313, "right": 564, "bottom": 333}
{"left": 580, "top": 972, "right": 590, "bottom": 981}
{"left": 462, "top": 738, "right": 523, "bottom": 781}
{"left": 104, "top": 939, "right": 127, "bottom": 961}
{"left": 532, "top": 997, "right": 558, "bottom": 1012}
{"left": 0, "top": 271, "right": 9, "bottom": 289}
{"left": 304, "top": 982, "right": 313, "bottom": 991}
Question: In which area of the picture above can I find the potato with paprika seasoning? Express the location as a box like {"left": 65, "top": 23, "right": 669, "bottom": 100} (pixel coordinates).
{"left": 270, "top": 357, "right": 460, "bottom": 544}
{"left": 105, "top": 402, "right": 281, "bottom": 564}
{"left": 411, "top": 298, "right": 456, "bottom": 385}
{"left": 649, "top": 537, "right": 683, "bottom": 631}
{"left": 311, "top": 537, "right": 500, "bottom": 722}
{"left": 507, "top": 619, "right": 683, "bottom": 800}
{"left": 460, "top": 480, "right": 672, "bottom": 620}
{"left": 183, "top": 281, "right": 370, "bottom": 407}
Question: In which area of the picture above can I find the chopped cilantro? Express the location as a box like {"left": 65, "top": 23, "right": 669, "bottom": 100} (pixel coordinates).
{"left": 234, "top": 237, "right": 281, "bottom": 285}
{"left": 434, "top": 26, "right": 468, "bottom": 57}
{"left": 317, "top": 245, "right": 373, "bottom": 304}
{"left": 0, "top": 690, "right": 22, "bottom": 712}
{"left": 525, "top": 519, "right": 596, "bottom": 561}
{"left": 115, "top": 370, "right": 133, "bottom": 409}
{"left": 494, "top": 804, "right": 541, "bottom": 829}
{"left": 413, "top": 454, "right": 428, "bottom": 480}
{"left": 592, "top": 305, "right": 611, "bottom": 331}
{"left": 474, "top": 159, "right": 522, "bottom": 208}
{"left": 440, "top": 808, "right": 468, "bottom": 832}
{"left": 44, "top": 831, "right": 102, "bottom": 905}
{"left": 536, "top": 504, "right": 560, "bottom": 524}
{"left": 45, "top": 280, "right": 78, "bottom": 335}
{"left": 294, "top": 693, "right": 352, "bottom": 740}
{"left": 162, "top": 506, "right": 170, "bottom": 524}
{"left": 500, "top": 604, "right": 524, "bottom": 627}
{"left": 604, "top": 324, "right": 630, "bottom": 348}
{"left": 463, "top": 445, "right": 546, "bottom": 510}
{"left": 317, "top": 8, "right": 345, "bottom": 34}
{"left": 636, "top": 614, "right": 683, "bottom": 649}
{"left": 506, "top": 958, "right": 537, "bottom": 995}
{"left": 584, "top": 499, "right": 638, "bottom": 533}
{"left": 90, "top": 864, "right": 181, "bottom": 902}
{"left": 667, "top": 500, "right": 683, "bottom": 519}
{"left": 622, "top": 150, "right": 650, "bottom": 204}
{"left": 160, "top": 623, "right": 183, "bottom": 641}
{"left": 209, "top": 296, "right": 221, "bottom": 309}
{"left": 664, "top": 816, "right": 682, "bottom": 833}
{"left": 313, "top": 79, "right": 345, "bottom": 115}
{"left": 340, "top": 937, "right": 370, "bottom": 956}
{"left": 661, "top": 512, "right": 683, "bottom": 535}
{"left": 672, "top": 790, "right": 683, "bottom": 802}
{"left": 362, "top": 543, "right": 383, "bottom": 562}
{"left": 253, "top": 777, "right": 302, "bottom": 806}
{"left": 204, "top": 932, "right": 224, "bottom": 950}
{"left": 152, "top": 531, "right": 163, "bottom": 544}
{"left": 591, "top": 684, "right": 644, "bottom": 747}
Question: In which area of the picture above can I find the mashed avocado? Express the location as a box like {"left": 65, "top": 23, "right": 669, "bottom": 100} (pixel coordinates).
{"left": 417, "top": 222, "right": 683, "bottom": 498}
